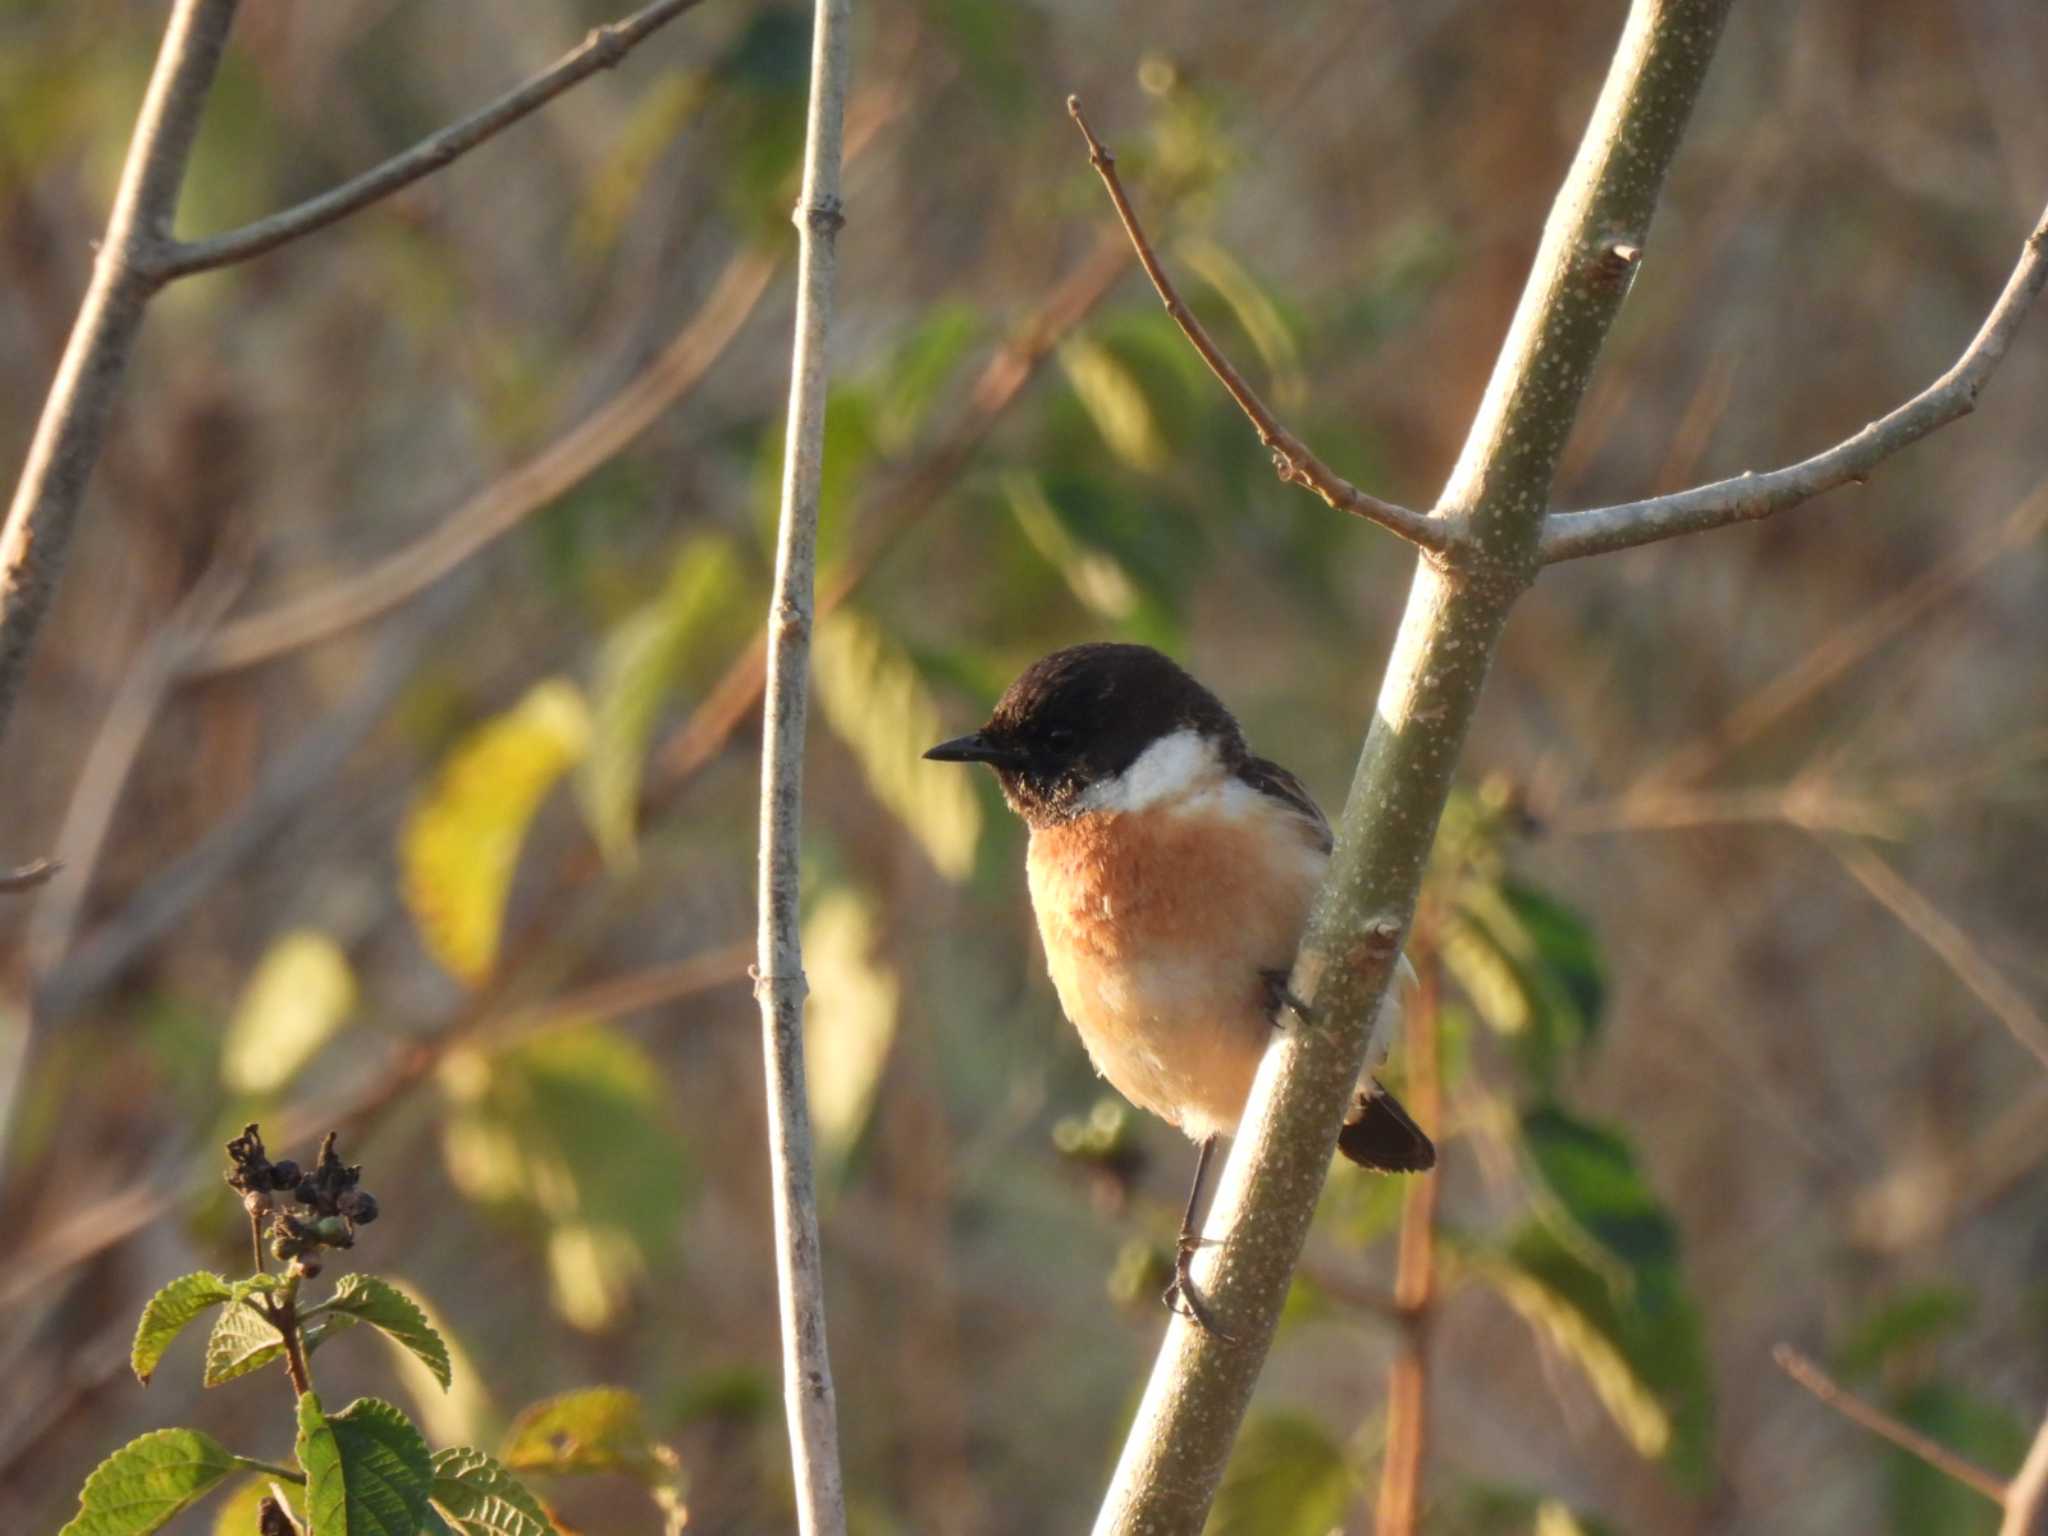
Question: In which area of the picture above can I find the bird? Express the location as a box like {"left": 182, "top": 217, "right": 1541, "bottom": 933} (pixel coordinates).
{"left": 924, "top": 642, "right": 1433, "bottom": 1334}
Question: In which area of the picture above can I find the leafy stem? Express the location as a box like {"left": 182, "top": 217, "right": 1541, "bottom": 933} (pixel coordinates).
{"left": 229, "top": 1454, "right": 307, "bottom": 1486}
{"left": 266, "top": 1275, "right": 314, "bottom": 1399}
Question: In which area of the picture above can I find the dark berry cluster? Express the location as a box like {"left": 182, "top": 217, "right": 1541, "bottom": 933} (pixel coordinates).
{"left": 224, "top": 1124, "right": 379, "bottom": 1278}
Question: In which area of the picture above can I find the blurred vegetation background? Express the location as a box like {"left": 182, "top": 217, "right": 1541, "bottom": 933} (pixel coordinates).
{"left": 2, "top": 0, "right": 2045, "bottom": 1532}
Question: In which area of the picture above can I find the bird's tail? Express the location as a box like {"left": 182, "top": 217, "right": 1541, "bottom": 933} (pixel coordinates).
{"left": 1336, "top": 1082, "right": 1436, "bottom": 1172}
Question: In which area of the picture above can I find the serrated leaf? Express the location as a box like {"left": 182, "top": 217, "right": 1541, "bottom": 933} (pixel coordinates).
{"left": 205, "top": 1295, "right": 285, "bottom": 1388}
{"left": 221, "top": 930, "right": 356, "bottom": 1094}
{"left": 322, "top": 1274, "right": 452, "bottom": 1390}
{"left": 576, "top": 536, "right": 742, "bottom": 868}
{"left": 1207, "top": 1412, "right": 1356, "bottom": 1536}
{"left": 1059, "top": 334, "right": 1168, "bottom": 471}
{"left": 501, "top": 1389, "right": 667, "bottom": 1480}
{"left": 439, "top": 1023, "right": 687, "bottom": 1332}
{"left": 57, "top": 1427, "right": 236, "bottom": 1536}
{"left": 401, "top": 680, "right": 591, "bottom": 983}
{"left": 812, "top": 610, "right": 982, "bottom": 881}
{"left": 302, "top": 1396, "right": 434, "bottom": 1536}
{"left": 132, "top": 1271, "right": 234, "bottom": 1384}
{"left": 430, "top": 1448, "right": 557, "bottom": 1536}
{"left": 800, "top": 886, "right": 900, "bottom": 1179}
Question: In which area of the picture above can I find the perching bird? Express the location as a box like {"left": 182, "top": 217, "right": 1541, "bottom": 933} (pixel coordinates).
{"left": 925, "top": 642, "right": 1432, "bottom": 1333}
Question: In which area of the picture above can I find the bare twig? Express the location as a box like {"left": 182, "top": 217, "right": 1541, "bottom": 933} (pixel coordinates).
{"left": 1773, "top": 1344, "right": 2009, "bottom": 1506}
{"left": 1374, "top": 961, "right": 1441, "bottom": 1536}
{"left": 0, "top": 860, "right": 60, "bottom": 892}
{"left": 153, "top": 0, "right": 714, "bottom": 279}
{"left": 753, "top": 0, "right": 853, "bottom": 1528}
{"left": 1827, "top": 840, "right": 2048, "bottom": 1075}
{"left": 1093, "top": 7, "right": 1734, "bottom": 1530}
{"left": 2006, "top": 1411, "right": 2048, "bottom": 1536}
{"left": 1063, "top": 98, "right": 1454, "bottom": 557}
{"left": 1541, "top": 207, "right": 2048, "bottom": 562}
{"left": 189, "top": 247, "right": 778, "bottom": 673}
{"left": 0, "top": 0, "right": 240, "bottom": 749}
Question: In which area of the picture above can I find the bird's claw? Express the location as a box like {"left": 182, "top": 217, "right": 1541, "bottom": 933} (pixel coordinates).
{"left": 1161, "top": 1236, "right": 1233, "bottom": 1341}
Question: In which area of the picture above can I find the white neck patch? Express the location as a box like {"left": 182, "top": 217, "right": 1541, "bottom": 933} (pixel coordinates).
{"left": 1074, "top": 727, "right": 1223, "bottom": 814}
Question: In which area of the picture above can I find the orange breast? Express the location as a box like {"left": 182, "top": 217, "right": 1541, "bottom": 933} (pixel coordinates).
{"left": 1025, "top": 799, "right": 1325, "bottom": 1140}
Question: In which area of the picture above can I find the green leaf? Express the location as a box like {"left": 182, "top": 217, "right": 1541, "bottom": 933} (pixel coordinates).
{"left": 1887, "top": 1383, "right": 2025, "bottom": 1536}
{"left": 204, "top": 1291, "right": 284, "bottom": 1388}
{"left": 430, "top": 1448, "right": 557, "bottom": 1536}
{"left": 1836, "top": 1286, "right": 1974, "bottom": 1381}
{"left": 439, "top": 1023, "right": 687, "bottom": 1332}
{"left": 57, "top": 1427, "right": 236, "bottom": 1536}
{"left": 501, "top": 1388, "right": 667, "bottom": 1481}
{"left": 1520, "top": 1104, "right": 1677, "bottom": 1270}
{"left": 1059, "top": 335, "right": 1169, "bottom": 471}
{"left": 576, "top": 536, "right": 744, "bottom": 867}
{"left": 1502, "top": 879, "right": 1606, "bottom": 1038}
{"left": 132, "top": 1271, "right": 234, "bottom": 1384}
{"left": 321, "top": 1274, "right": 452, "bottom": 1390}
{"left": 812, "top": 611, "right": 983, "bottom": 881}
{"left": 221, "top": 930, "right": 356, "bottom": 1094}
{"left": 1445, "top": 876, "right": 1604, "bottom": 1087}
{"left": 1207, "top": 1412, "right": 1356, "bottom": 1536}
{"left": 1469, "top": 1220, "right": 1713, "bottom": 1488}
{"left": 1173, "top": 237, "right": 1305, "bottom": 410}
{"left": 874, "top": 302, "right": 983, "bottom": 450}
{"left": 301, "top": 1395, "right": 434, "bottom": 1536}
{"left": 400, "top": 680, "right": 591, "bottom": 984}
{"left": 1002, "top": 471, "right": 1145, "bottom": 624}
{"left": 800, "top": 886, "right": 900, "bottom": 1179}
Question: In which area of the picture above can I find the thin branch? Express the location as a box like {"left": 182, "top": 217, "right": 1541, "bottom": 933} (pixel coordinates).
{"left": 0, "top": 860, "right": 60, "bottom": 892}
{"left": 1773, "top": 1344, "right": 2009, "bottom": 1506}
{"left": 2006, "top": 1411, "right": 2048, "bottom": 1536}
{"left": 1827, "top": 839, "right": 2048, "bottom": 1076}
{"left": 153, "top": 0, "right": 714, "bottom": 279}
{"left": 0, "top": 0, "right": 239, "bottom": 750}
{"left": 754, "top": 0, "right": 853, "bottom": 1528}
{"left": 188, "top": 247, "right": 778, "bottom": 674}
{"left": 1063, "top": 98, "right": 1454, "bottom": 557}
{"left": 1374, "top": 960, "right": 1442, "bottom": 1536}
{"left": 1541, "top": 205, "right": 2048, "bottom": 562}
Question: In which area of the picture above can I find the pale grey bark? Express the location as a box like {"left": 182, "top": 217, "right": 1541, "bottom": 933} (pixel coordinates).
{"left": 2003, "top": 1411, "right": 2048, "bottom": 1536}
{"left": 751, "top": 0, "right": 854, "bottom": 1531}
{"left": 1091, "top": 5, "right": 1736, "bottom": 1531}
{"left": 1542, "top": 208, "right": 2048, "bottom": 562}
{"left": 0, "top": 0, "right": 239, "bottom": 750}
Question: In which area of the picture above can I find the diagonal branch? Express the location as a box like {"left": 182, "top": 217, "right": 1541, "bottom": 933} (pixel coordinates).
{"left": 153, "top": 0, "right": 714, "bottom": 279}
{"left": 1773, "top": 1345, "right": 2009, "bottom": 1506}
{"left": 1541, "top": 205, "right": 2048, "bottom": 562}
{"left": 0, "top": 860, "right": 60, "bottom": 893}
{"left": 1064, "top": 98, "right": 1454, "bottom": 557}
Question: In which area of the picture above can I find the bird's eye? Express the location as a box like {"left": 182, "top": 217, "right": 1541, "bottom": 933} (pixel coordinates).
{"left": 1045, "top": 727, "right": 1077, "bottom": 750}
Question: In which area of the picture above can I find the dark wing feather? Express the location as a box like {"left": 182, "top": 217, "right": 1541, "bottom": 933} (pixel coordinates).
{"left": 1237, "top": 755, "right": 1334, "bottom": 854}
{"left": 1337, "top": 1084, "right": 1437, "bottom": 1172}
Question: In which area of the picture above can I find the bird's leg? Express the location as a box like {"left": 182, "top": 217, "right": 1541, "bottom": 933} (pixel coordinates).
{"left": 1261, "top": 968, "right": 1315, "bottom": 1027}
{"left": 1162, "top": 1134, "right": 1233, "bottom": 1340}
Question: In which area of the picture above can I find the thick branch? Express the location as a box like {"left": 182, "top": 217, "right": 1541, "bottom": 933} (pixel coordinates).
{"left": 1064, "top": 99, "right": 1453, "bottom": 557}
{"left": 1092, "top": 6, "right": 1732, "bottom": 1532}
{"left": 753, "top": 0, "right": 853, "bottom": 1531}
{"left": 154, "top": 0, "right": 713, "bottom": 279}
{"left": 1773, "top": 1345, "right": 2008, "bottom": 1506}
{"left": 0, "top": 0, "right": 239, "bottom": 749}
{"left": 1541, "top": 206, "right": 2048, "bottom": 562}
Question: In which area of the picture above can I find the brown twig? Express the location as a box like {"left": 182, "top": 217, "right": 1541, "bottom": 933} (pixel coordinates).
{"left": 1773, "top": 1343, "right": 2008, "bottom": 1506}
{"left": 1064, "top": 97, "right": 1454, "bottom": 557}
{"left": 188, "top": 247, "right": 779, "bottom": 673}
{"left": 0, "top": 860, "right": 59, "bottom": 892}
{"left": 1542, "top": 206, "right": 2048, "bottom": 562}
{"left": 152, "top": 0, "right": 715, "bottom": 279}
{"left": 1826, "top": 840, "right": 2048, "bottom": 1075}
{"left": 1374, "top": 958, "right": 1441, "bottom": 1536}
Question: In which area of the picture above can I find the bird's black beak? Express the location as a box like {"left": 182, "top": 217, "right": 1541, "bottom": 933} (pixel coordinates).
{"left": 924, "top": 730, "right": 1022, "bottom": 767}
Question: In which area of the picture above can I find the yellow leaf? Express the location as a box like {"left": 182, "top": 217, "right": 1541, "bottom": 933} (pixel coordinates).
{"left": 811, "top": 612, "right": 982, "bottom": 881}
{"left": 1003, "top": 471, "right": 1140, "bottom": 620}
{"left": 221, "top": 930, "right": 355, "bottom": 1093}
{"left": 401, "top": 680, "right": 591, "bottom": 983}
{"left": 803, "top": 888, "right": 899, "bottom": 1175}
{"left": 1060, "top": 335, "right": 1168, "bottom": 471}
